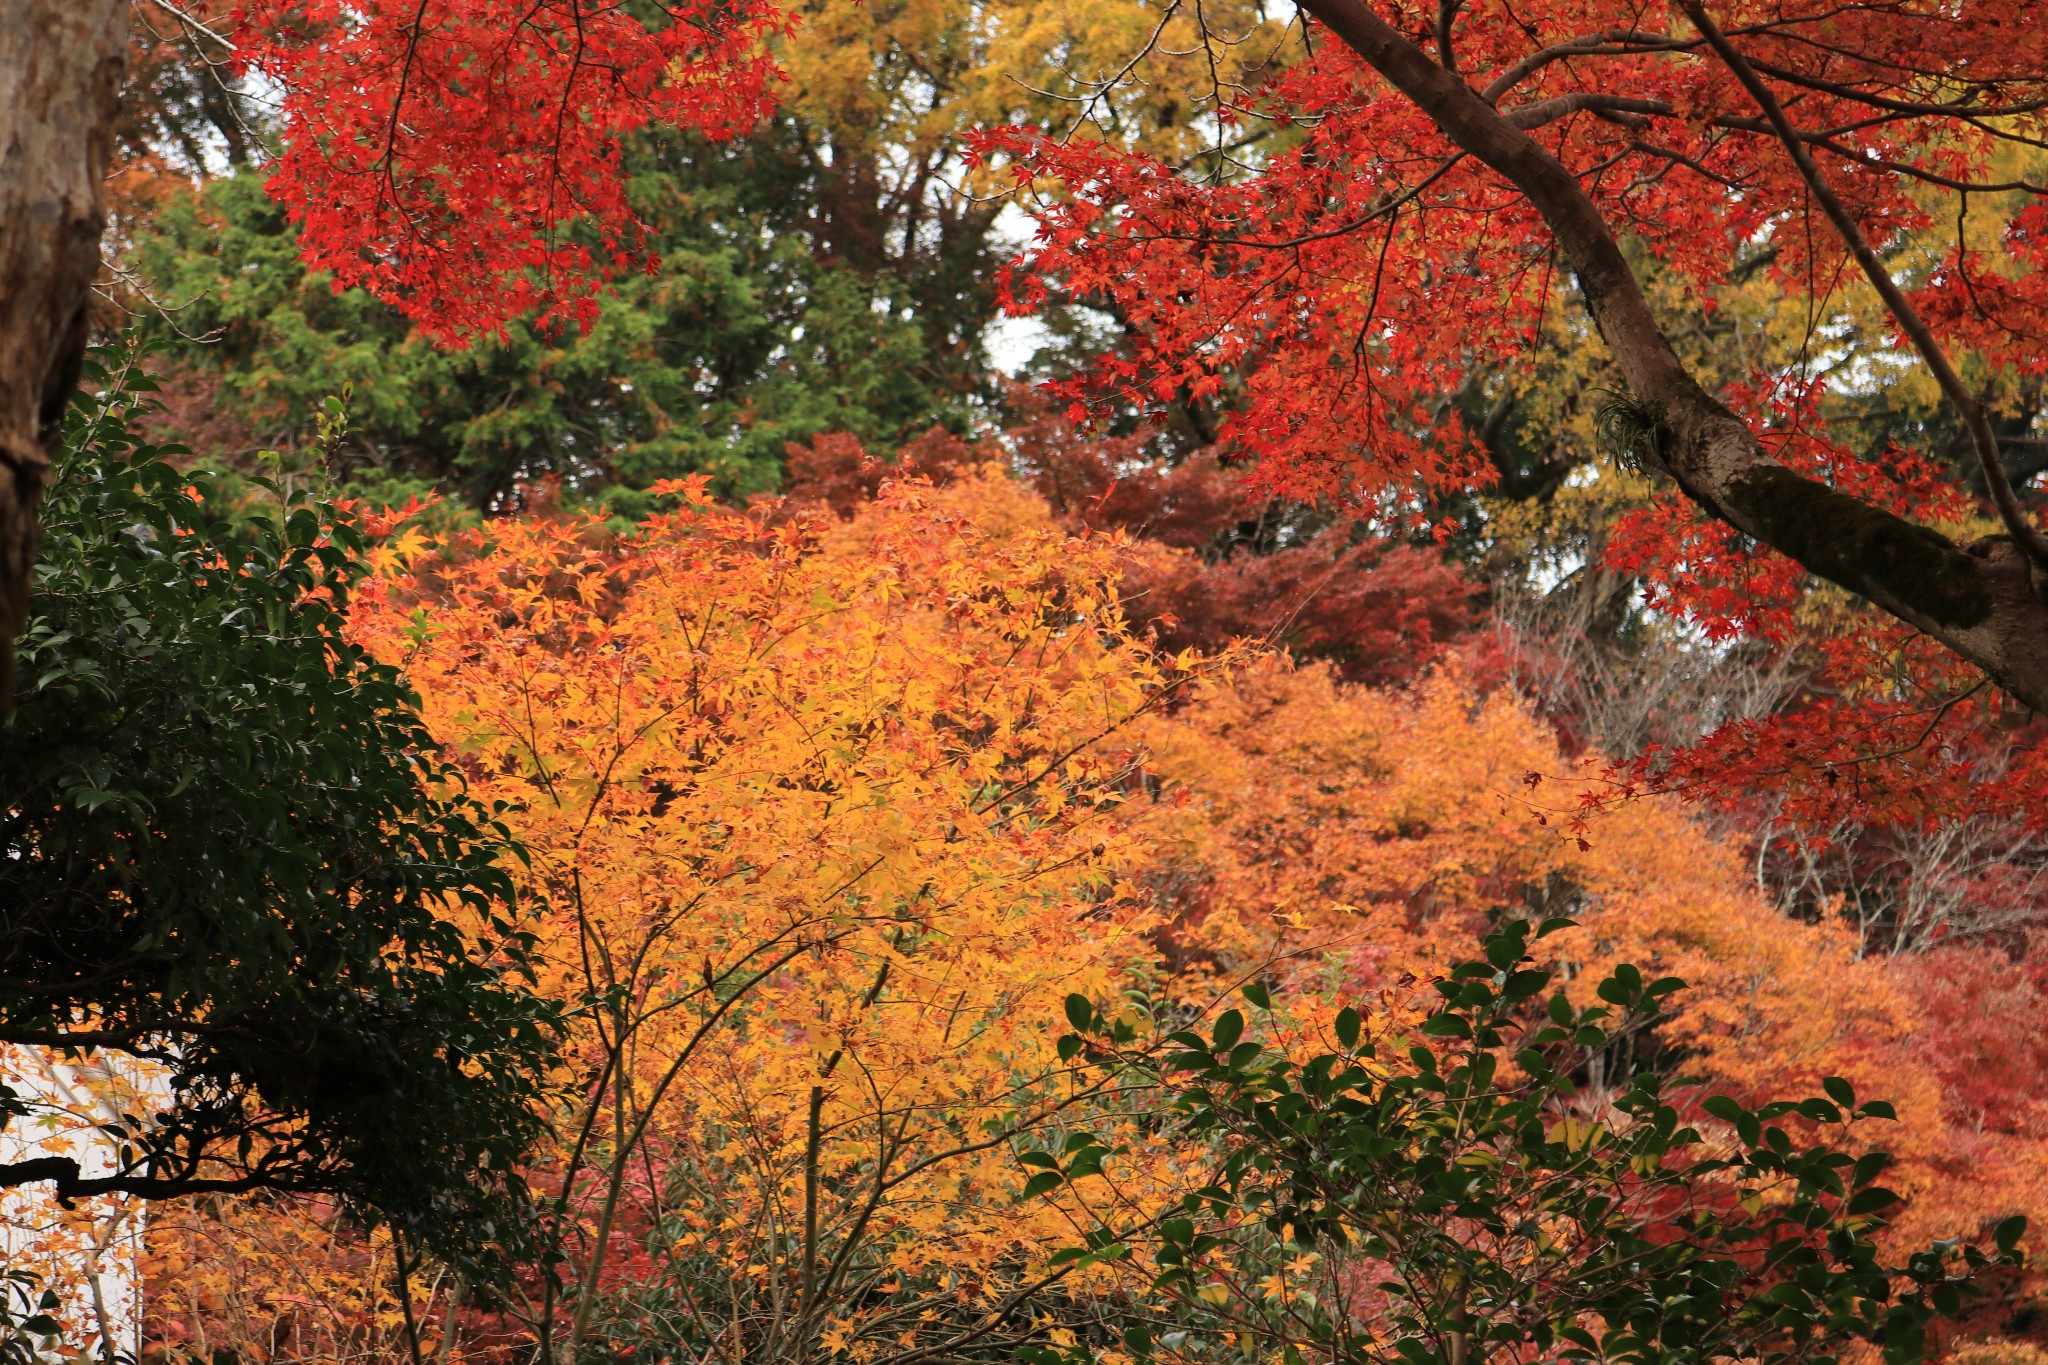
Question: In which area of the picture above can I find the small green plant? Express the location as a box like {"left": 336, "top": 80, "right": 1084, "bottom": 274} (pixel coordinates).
{"left": 0, "top": 1272, "right": 59, "bottom": 1365}
{"left": 1594, "top": 389, "right": 1667, "bottom": 476}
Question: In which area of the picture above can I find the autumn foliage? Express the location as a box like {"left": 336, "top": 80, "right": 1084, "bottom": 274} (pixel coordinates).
{"left": 233, "top": 0, "right": 782, "bottom": 341}
{"left": 99, "top": 457, "right": 2038, "bottom": 1364}
{"left": 781, "top": 406, "right": 1480, "bottom": 689}
{"left": 316, "top": 470, "right": 1219, "bottom": 1363}
{"left": 985, "top": 0, "right": 2048, "bottom": 840}
{"left": 10, "top": 0, "right": 2048, "bottom": 1359}
{"left": 1124, "top": 653, "right": 2048, "bottom": 1252}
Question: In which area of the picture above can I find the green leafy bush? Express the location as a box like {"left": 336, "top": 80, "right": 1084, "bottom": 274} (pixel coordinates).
{"left": 1038, "top": 919, "right": 2026, "bottom": 1365}
{"left": 0, "top": 345, "right": 556, "bottom": 1273}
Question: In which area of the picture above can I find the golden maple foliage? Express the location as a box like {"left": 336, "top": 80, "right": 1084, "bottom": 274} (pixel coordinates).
{"left": 140, "top": 470, "right": 1222, "bottom": 1365}
{"left": 778, "top": 0, "right": 1297, "bottom": 182}
{"left": 132, "top": 473, "right": 2041, "bottom": 1363}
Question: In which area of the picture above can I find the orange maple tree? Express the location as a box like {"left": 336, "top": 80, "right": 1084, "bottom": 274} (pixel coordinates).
{"left": 191, "top": 468, "right": 1229, "bottom": 1365}
{"left": 1120, "top": 649, "right": 2046, "bottom": 1257}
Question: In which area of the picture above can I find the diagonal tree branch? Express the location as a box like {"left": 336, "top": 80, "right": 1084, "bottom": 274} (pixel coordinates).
{"left": 1680, "top": 0, "right": 2048, "bottom": 570}
{"left": 1294, "top": 0, "right": 2048, "bottom": 713}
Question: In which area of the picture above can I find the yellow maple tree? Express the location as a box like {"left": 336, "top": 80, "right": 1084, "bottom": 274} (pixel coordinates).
{"left": 340, "top": 470, "right": 1222, "bottom": 1364}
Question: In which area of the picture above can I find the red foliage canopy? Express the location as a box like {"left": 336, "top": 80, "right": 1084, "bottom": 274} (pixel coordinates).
{"left": 234, "top": 0, "right": 783, "bottom": 342}
{"left": 990, "top": 3, "right": 2048, "bottom": 525}
{"left": 984, "top": 0, "right": 2048, "bottom": 825}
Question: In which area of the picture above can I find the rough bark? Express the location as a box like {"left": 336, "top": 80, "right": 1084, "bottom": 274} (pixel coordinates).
{"left": 1297, "top": 0, "right": 2048, "bottom": 714}
{"left": 0, "top": 0, "right": 125, "bottom": 703}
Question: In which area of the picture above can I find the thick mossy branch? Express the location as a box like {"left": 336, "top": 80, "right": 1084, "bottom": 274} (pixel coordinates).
{"left": 1727, "top": 465, "right": 1991, "bottom": 629}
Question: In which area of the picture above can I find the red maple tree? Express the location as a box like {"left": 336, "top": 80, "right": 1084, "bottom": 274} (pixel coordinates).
{"left": 984, "top": 0, "right": 2048, "bottom": 820}
{"left": 2, "top": 0, "right": 782, "bottom": 682}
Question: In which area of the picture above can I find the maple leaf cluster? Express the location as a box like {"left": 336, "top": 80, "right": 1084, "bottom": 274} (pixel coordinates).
{"left": 781, "top": 397, "right": 1481, "bottom": 689}
{"left": 234, "top": 0, "right": 785, "bottom": 343}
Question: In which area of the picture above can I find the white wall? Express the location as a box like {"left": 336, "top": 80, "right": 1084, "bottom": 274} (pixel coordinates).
{"left": 1, "top": 1046, "right": 166, "bottom": 1363}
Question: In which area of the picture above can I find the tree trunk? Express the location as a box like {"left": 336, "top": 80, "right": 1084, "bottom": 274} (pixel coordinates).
{"left": 0, "top": 0, "right": 124, "bottom": 701}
